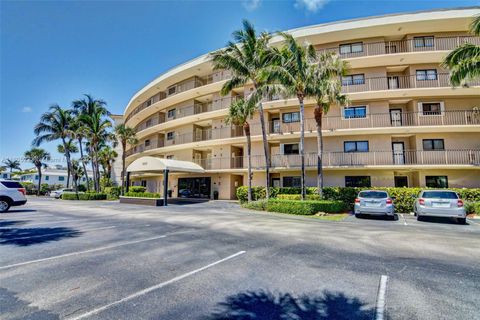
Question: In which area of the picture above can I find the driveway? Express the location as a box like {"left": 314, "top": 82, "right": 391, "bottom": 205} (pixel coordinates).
{"left": 1, "top": 197, "right": 479, "bottom": 319}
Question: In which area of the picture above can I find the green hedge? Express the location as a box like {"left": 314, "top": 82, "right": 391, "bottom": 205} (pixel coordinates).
{"left": 277, "top": 194, "right": 321, "bottom": 201}
{"left": 236, "top": 186, "right": 480, "bottom": 213}
{"left": 242, "top": 199, "right": 344, "bottom": 215}
{"left": 62, "top": 192, "right": 107, "bottom": 200}
{"left": 124, "top": 192, "right": 161, "bottom": 198}
{"left": 129, "top": 186, "right": 146, "bottom": 193}
{"left": 104, "top": 186, "right": 121, "bottom": 199}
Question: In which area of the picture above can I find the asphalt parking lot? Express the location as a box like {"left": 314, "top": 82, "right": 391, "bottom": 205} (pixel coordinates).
{"left": 1, "top": 197, "right": 479, "bottom": 320}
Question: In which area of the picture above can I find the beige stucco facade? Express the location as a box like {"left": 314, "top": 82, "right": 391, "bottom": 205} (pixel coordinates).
{"left": 115, "top": 8, "right": 480, "bottom": 199}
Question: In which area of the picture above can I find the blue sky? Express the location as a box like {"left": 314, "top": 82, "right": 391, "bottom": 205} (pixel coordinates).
{"left": 0, "top": 0, "right": 477, "bottom": 168}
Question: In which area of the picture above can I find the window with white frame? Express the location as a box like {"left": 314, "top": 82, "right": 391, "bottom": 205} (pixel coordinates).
{"left": 419, "top": 102, "right": 444, "bottom": 115}
{"left": 344, "top": 141, "right": 369, "bottom": 153}
{"left": 423, "top": 139, "right": 444, "bottom": 151}
{"left": 282, "top": 112, "right": 300, "bottom": 123}
{"left": 416, "top": 69, "right": 437, "bottom": 81}
{"left": 342, "top": 74, "right": 365, "bottom": 86}
{"left": 343, "top": 106, "right": 367, "bottom": 119}
{"left": 414, "top": 36, "right": 434, "bottom": 48}
{"left": 339, "top": 42, "right": 363, "bottom": 55}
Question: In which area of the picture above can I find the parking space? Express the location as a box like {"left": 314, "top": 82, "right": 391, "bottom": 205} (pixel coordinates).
{"left": 1, "top": 198, "right": 479, "bottom": 319}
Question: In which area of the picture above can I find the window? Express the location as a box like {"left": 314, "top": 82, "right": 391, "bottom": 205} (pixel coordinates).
{"left": 339, "top": 42, "right": 363, "bottom": 54}
{"left": 283, "top": 176, "right": 301, "bottom": 188}
{"left": 423, "top": 139, "right": 444, "bottom": 151}
{"left": 166, "top": 155, "right": 174, "bottom": 159}
{"left": 167, "top": 132, "right": 175, "bottom": 140}
{"left": 343, "top": 106, "right": 367, "bottom": 119}
{"left": 2, "top": 173, "right": 7, "bottom": 178}
{"left": 141, "top": 180, "right": 147, "bottom": 187}
{"left": 45, "top": 176, "right": 49, "bottom": 181}
{"left": 146, "top": 119, "right": 152, "bottom": 127}
{"left": 145, "top": 139, "right": 151, "bottom": 147}
{"left": 282, "top": 112, "right": 300, "bottom": 123}
{"left": 168, "top": 86, "right": 176, "bottom": 95}
{"left": 414, "top": 36, "right": 434, "bottom": 48}
{"left": 416, "top": 69, "right": 437, "bottom": 81}
{"left": 344, "top": 141, "right": 369, "bottom": 152}
{"left": 0, "top": 181, "right": 23, "bottom": 188}
{"left": 283, "top": 144, "right": 299, "bottom": 155}
{"left": 422, "top": 191, "right": 457, "bottom": 199}
{"left": 167, "top": 109, "right": 176, "bottom": 118}
{"left": 59, "top": 176, "right": 65, "bottom": 181}
{"left": 342, "top": 74, "right": 365, "bottom": 86}
{"left": 35, "top": 175, "right": 39, "bottom": 180}
{"left": 345, "top": 176, "right": 371, "bottom": 187}
{"left": 425, "top": 176, "right": 448, "bottom": 188}
{"left": 421, "top": 103, "right": 442, "bottom": 115}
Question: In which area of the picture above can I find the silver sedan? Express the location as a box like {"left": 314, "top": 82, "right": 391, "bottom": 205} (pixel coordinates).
{"left": 414, "top": 190, "right": 466, "bottom": 224}
{"left": 354, "top": 190, "right": 395, "bottom": 219}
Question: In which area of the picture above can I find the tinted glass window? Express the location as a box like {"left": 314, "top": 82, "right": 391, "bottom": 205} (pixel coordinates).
{"left": 344, "top": 106, "right": 366, "bottom": 119}
{"left": 1, "top": 181, "right": 23, "bottom": 188}
{"left": 345, "top": 176, "right": 371, "bottom": 187}
{"left": 284, "top": 144, "right": 299, "bottom": 155}
{"left": 359, "top": 191, "right": 388, "bottom": 198}
{"left": 283, "top": 176, "right": 301, "bottom": 188}
{"left": 422, "top": 191, "right": 458, "bottom": 199}
{"left": 425, "top": 176, "right": 448, "bottom": 188}
{"left": 344, "top": 141, "right": 369, "bottom": 152}
{"left": 282, "top": 112, "right": 300, "bottom": 123}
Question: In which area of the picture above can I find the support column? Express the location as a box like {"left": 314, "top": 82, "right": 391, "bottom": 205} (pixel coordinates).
{"left": 163, "top": 169, "right": 169, "bottom": 206}
{"left": 126, "top": 172, "right": 130, "bottom": 193}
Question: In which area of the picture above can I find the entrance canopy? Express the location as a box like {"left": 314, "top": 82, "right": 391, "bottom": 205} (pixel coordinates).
{"left": 126, "top": 156, "right": 205, "bottom": 174}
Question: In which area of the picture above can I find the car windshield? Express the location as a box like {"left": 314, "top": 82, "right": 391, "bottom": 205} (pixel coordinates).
{"left": 422, "top": 191, "right": 458, "bottom": 199}
{"left": 358, "top": 191, "right": 388, "bottom": 199}
{"left": 1, "top": 181, "right": 24, "bottom": 188}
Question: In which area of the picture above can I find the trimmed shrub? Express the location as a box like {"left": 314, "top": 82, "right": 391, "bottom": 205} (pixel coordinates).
{"left": 266, "top": 199, "right": 345, "bottom": 215}
{"left": 129, "top": 186, "right": 147, "bottom": 193}
{"left": 104, "top": 186, "right": 121, "bottom": 199}
{"left": 241, "top": 199, "right": 268, "bottom": 211}
{"left": 277, "top": 194, "right": 322, "bottom": 201}
{"left": 62, "top": 192, "right": 107, "bottom": 200}
{"left": 470, "top": 202, "right": 480, "bottom": 215}
{"left": 236, "top": 186, "right": 480, "bottom": 212}
{"left": 77, "top": 184, "right": 87, "bottom": 192}
{"left": 124, "top": 192, "right": 161, "bottom": 198}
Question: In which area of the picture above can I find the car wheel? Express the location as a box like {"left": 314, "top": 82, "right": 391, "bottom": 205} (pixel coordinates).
{"left": 355, "top": 213, "right": 362, "bottom": 219}
{"left": 458, "top": 218, "right": 467, "bottom": 225}
{"left": 417, "top": 215, "right": 423, "bottom": 222}
{"left": 0, "top": 199, "right": 11, "bottom": 213}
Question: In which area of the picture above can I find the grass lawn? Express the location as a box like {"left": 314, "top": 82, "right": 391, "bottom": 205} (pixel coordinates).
{"left": 310, "top": 213, "right": 350, "bottom": 221}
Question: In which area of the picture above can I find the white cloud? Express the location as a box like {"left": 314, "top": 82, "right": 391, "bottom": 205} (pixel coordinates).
{"left": 21, "top": 107, "right": 32, "bottom": 113}
{"left": 242, "top": 0, "right": 261, "bottom": 11}
{"left": 295, "top": 0, "right": 331, "bottom": 12}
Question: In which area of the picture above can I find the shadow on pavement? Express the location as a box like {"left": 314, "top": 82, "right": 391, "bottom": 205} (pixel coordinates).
{"left": 417, "top": 216, "right": 467, "bottom": 225}
{"left": 0, "top": 287, "right": 59, "bottom": 319}
{"left": 205, "top": 290, "right": 375, "bottom": 320}
{"left": 0, "top": 227, "right": 82, "bottom": 246}
{"left": 3, "top": 209, "right": 37, "bottom": 213}
{"left": 0, "top": 220, "right": 28, "bottom": 228}
{"left": 355, "top": 214, "right": 398, "bottom": 221}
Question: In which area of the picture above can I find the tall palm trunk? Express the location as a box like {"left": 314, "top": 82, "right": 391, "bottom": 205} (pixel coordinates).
{"left": 244, "top": 123, "right": 253, "bottom": 202}
{"left": 90, "top": 150, "right": 97, "bottom": 192}
{"left": 298, "top": 95, "right": 306, "bottom": 200}
{"left": 62, "top": 138, "right": 78, "bottom": 199}
{"left": 121, "top": 142, "right": 126, "bottom": 195}
{"left": 257, "top": 101, "right": 271, "bottom": 199}
{"left": 314, "top": 105, "right": 324, "bottom": 198}
{"left": 78, "top": 137, "right": 90, "bottom": 191}
{"left": 36, "top": 165, "right": 42, "bottom": 196}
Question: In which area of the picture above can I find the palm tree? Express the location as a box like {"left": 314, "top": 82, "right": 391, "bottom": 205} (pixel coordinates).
{"left": 2, "top": 159, "right": 21, "bottom": 173}
{"left": 57, "top": 140, "right": 78, "bottom": 187}
{"left": 263, "top": 33, "right": 317, "bottom": 200}
{"left": 225, "top": 97, "right": 256, "bottom": 202}
{"left": 24, "top": 148, "right": 50, "bottom": 196}
{"left": 73, "top": 94, "right": 111, "bottom": 192}
{"left": 33, "top": 105, "right": 78, "bottom": 193}
{"left": 442, "top": 15, "right": 480, "bottom": 86}
{"left": 114, "top": 124, "right": 138, "bottom": 195}
{"left": 98, "top": 146, "right": 118, "bottom": 180}
{"left": 310, "top": 52, "right": 348, "bottom": 197}
{"left": 210, "top": 20, "right": 276, "bottom": 199}
{"left": 71, "top": 119, "right": 91, "bottom": 190}
{"left": 70, "top": 159, "right": 84, "bottom": 189}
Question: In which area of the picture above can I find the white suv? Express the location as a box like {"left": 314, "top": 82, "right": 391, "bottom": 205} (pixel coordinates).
{"left": 0, "top": 180, "right": 27, "bottom": 212}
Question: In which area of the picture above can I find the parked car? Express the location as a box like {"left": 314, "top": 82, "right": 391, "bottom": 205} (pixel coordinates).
{"left": 49, "top": 188, "right": 74, "bottom": 199}
{"left": 414, "top": 190, "right": 466, "bottom": 224}
{"left": 0, "top": 179, "right": 27, "bottom": 212}
{"left": 354, "top": 190, "right": 395, "bottom": 219}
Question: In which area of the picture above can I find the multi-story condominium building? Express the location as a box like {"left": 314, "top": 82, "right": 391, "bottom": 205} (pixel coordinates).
{"left": 114, "top": 7, "right": 480, "bottom": 200}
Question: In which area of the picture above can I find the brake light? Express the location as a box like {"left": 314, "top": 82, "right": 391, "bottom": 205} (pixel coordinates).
{"left": 17, "top": 188, "right": 26, "bottom": 196}
{"left": 419, "top": 198, "right": 425, "bottom": 205}
{"left": 457, "top": 200, "right": 464, "bottom": 207}
{"left": 386, "top": 199, "right": 393, "bottom": 204}
{"left": 354, "top": 198, "right": 360, "bottom": 203}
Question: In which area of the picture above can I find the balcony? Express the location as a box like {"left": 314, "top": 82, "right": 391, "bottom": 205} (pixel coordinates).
{"left": 318, "top": 36, "right": 480, "bottom": 58}
{"left": 165, "top": 129, "right": 213, "bottom": 146}
{"left": 193, "top": 150, "right": 480, "bottom": 170}
{"left": 125, "top": 70, "right": 232, "bottom": 122}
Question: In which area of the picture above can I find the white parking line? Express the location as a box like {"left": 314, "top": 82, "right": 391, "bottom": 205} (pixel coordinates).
{"left": 400, "top": 214, "right": 408, "bottom": 226}
{"left": 1, "top": 226, "right": 116, "bottom": 241}
{"left": 66, "top": 251, "right": 246, "bottom": 320}
{"left": 375, "top": 275, "right": 388, "bottom": 320}
{"left": 0, "top": 234, "right": 168, "bottom": 270}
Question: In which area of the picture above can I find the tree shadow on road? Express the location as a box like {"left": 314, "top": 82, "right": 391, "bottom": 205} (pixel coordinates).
{"left": 0, "top": 287, "right": 59, "bottom": 319}
{"left": 0, "top": 227, "right": 82, "bottom": 246}
{"left": 204, "top": 290, "right": 375, "bottom": 320}
{"left": 0, "top": 220, "right": 28, "bottom": 228}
